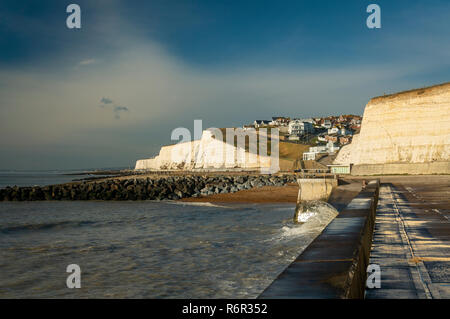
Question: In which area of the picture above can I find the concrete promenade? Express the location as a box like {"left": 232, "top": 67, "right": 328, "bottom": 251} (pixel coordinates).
{"left": 365, "top": 176, "right": 450, "bottom": 298}
{"left": 258, "top": 175, "right": 449, "bottom": 299}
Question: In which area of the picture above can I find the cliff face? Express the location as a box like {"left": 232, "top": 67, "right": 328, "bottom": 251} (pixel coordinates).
{"left": 336, "top": 82, "right": 450, "bottom": 165}
{"left": 135, "top": 130, "right": 272, "bottom": 171}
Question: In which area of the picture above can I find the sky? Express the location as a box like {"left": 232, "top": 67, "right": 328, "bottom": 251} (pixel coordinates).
{"left": 0, "top": 0, "right": 449, "bottom": 170}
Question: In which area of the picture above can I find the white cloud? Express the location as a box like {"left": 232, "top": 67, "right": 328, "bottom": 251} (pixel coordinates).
{"left": 78, "top": 59, "right": 97, "bottom": 66}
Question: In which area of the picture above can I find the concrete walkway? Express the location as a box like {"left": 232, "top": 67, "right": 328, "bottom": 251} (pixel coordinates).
{"left": 365, "top": 182, "right": 450, "bottom": 298}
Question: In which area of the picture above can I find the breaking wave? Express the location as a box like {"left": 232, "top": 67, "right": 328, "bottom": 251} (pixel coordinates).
{"left": 165, "top": 201, "right": 233, "bottom": 209}
{"left": 271, "top": 201, "right": 338, "bottom": 242}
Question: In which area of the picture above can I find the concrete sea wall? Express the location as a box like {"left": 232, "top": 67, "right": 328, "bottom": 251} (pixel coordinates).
{"left": 297, "top": 178, "right": 337, "bottom": 201}
{"left": 351, "top": 161, "right": 450, "bottom": 175}
{"left": 259, "top": 180, "right": 380, "bottom": 299}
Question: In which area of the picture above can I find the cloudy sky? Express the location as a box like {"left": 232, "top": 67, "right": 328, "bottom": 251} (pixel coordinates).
{"left": 0, "top": 0, "right": 449, "bottom": 170}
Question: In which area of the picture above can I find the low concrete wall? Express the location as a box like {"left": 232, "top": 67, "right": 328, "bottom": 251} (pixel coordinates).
{"left": 297, "top": 178, "right": 338, "bottom": 201}
{"left": 351, "top": 161, "right": 450, "bottom": 175}
{"left": 259, "top": 180, "right": 380, "bottom": 299}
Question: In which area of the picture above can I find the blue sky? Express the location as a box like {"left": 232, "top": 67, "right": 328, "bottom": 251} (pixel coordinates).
{"left": 0, "top": 0, "right": 449, "bottom": 169}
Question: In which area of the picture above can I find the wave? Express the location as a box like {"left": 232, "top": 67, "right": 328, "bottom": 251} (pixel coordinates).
{"left": 294, "top": 201, "right": 339, "bottom": 226}
{"left": 269, "top": 200, "right": 338, "bottom": 242}
{"left": 164, "top": 201, "right": 233, "bottom": 209}
{"left": 1, "top": 220, "right": 96, "bottom": 234}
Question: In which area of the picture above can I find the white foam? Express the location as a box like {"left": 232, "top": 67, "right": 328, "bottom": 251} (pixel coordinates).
{"left": 272, "top": 201, "right": 339, "bottom": 242}
{"left": 164, "top": 201, "right": 232, "bottom": 209}
{"left": 296, "top": 212, "right": 317, "bottom": 223}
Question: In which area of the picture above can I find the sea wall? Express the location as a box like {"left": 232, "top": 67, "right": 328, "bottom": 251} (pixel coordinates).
{"left": 0, "top": 174, "right": 296, "bottom": 201}
{"left": 297, "top": 178, "right": 337, "bottom": 201}
{"left": 335, "top": 83, "right": 450, "bottom": 171}
{"left": 351, "top": 161, "right": 450, "bottom": 175}
{"left": 259, "top": 180, "right": 380, "bottom": 299}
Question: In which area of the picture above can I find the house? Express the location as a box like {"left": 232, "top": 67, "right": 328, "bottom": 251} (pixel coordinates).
{"left": 303, "top": 141, "right": 339, "bottom": 160}
{"left": 297, "top": 118, "right": 315, "bottom": 124}
{"left": 270, "top": 116, "right": 290, "bottom": 126}
{"left": 288, "top": 120, "right": 314, "bottom": 135}
{"left": 302, "top": 152, "right": 317, "bottom": 160}
{"left": 350, "top": 117, "right": 362, "bottom": 125}
{"left": 325, "top": 134, "right": 338, "bottom": 143}
{"left": 309, "top": 145, "right": 328, "bottom": 153}
{"left": 303, "top": 147, "right": 322, "bottom": 160}
{"left": 328, "top": 127, "right": 339, "bottom": 134}
{"left": 340, "top": 127, "right": 353, "bottom": 136}
{"left": 326, "top": 141, "right": 340, "bottom": 153}
{"left": 253, "top": 120, "right": 271, "bottom": 128}
{"left": 322, "top": 119, "right": 332, "bottom": 129}
{"left": 337, "top": 114, "right": 355, "bottom": 124}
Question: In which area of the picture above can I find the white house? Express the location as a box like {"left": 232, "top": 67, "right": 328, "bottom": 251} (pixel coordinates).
{"left": 297, "top": 118, "right": 314, "bottom": 124}
{"left": 322, "top": 119, "right": 332, "bottom": 129}
{"left": 253, "top": 120, "right": 270, "bottom": 128}
{"left": 304, "top": 142, "right": 339, "bottom": 160}
{"left": 309, "top": 145, "right": 328, "bottom": 153}
{"left": 328, "top": 127, "right": 339, "bottom": 134}
{"left": 269, "top": 117, "right": 290, "bottom": 126}
{"left": 326, "top": 141, "right": 340, "bottom": 153}
{"left": 302, "top": 152, "right": 317, "bottom": 160}
{"left": 288, "top": 120, "right": 314, "bottom": 135}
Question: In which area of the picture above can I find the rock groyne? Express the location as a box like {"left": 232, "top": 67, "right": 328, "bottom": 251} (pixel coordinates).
{"left": 0, "top": 174, "right": 296, "bottom": 201}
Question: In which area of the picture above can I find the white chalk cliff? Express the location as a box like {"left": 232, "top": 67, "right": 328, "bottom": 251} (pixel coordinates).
{"left": 135, "top": 130, "right": 274, "bottom": 171}
{"left": 335, "top": 82, "right": 450, "bottom": 165}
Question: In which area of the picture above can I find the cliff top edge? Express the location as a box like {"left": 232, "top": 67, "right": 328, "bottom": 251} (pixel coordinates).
{"left": 369, "top": 81, "right": 450, "bottom": 104}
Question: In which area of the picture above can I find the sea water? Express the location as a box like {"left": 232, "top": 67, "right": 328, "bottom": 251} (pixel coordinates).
{"left": 0, "top": 200, "right": 333, "bottom": 298}
{"left": 0, "top": 169, "right": 120, "bottom": 188}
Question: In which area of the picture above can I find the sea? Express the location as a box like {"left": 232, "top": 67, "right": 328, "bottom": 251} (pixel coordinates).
{"left": 0, "top": 169, "right": 120, "bottom": 189}
{"left": 0, "top": 170, "right": 335, "bottom": 298}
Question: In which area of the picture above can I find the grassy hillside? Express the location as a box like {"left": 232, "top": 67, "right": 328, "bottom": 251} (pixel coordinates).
{"left": 279, "top": 141, "right": 309, "bottom": 171}
{"left": 216, "top": 128, "right": 309, "bottom": 171}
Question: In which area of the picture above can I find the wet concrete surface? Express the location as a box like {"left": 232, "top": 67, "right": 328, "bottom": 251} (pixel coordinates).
{"left": 365, "top": 176, "right": 450, "bottom": 299}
